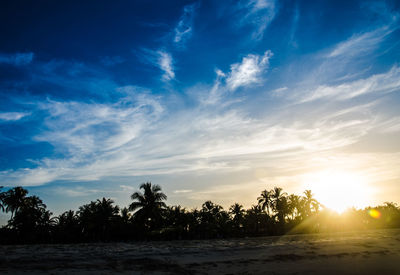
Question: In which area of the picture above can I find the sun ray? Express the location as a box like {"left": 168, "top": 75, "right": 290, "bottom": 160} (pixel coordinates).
{"left": 302, "top": 170, "right": 373, "bottom": 213}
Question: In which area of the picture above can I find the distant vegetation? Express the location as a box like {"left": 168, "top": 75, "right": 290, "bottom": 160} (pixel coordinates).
{"left": 0, "top": 183, "right": 399, "bottom": 244}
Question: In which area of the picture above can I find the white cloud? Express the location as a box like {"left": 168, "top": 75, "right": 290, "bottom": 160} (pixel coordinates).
{"left": 270, "top": 86, "right": 288, "bottom": 96}
{"left": 174, "top": 4, "right": 197, "bottom": 45}
{"left": 136, "top": 49, "right": 175, "bottom": 81}
{"left": 0, "top": 112, "right": 30, "bottom": 121}
{"left": 226, "top": 50, "right": 273, "bottom": 90}
{"left": 173, "top": 189, "right": 192, "bottom": 194}
{"left": 35, "top": 89, "right": 163, "bottom": 157}
{"left": 54, "top": 186, "right": 101, "bottom": 197}
{"left": 298, "top": 66, "right": 400, "bottom": 102}
{"left": 120, "top": 185, "right": 136, "bottom": 192}
{"left": 0, "top": 91, "right": 381, "bottom": 187}
{"left": 0, "top": 26, "right": 399, "bottom": 210}
{"left": 0, "top": 52, "right": 34, "bottom": 66}
{"left": 158, "top": 51, "right": 175, "bottom": 81}
{"left": 239, "top": 0, "right": 276, "bottom": 40}
{"left": 328, "top": 26, "right": 394, "bottom": 58}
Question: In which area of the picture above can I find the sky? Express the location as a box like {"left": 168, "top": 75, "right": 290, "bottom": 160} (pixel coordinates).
{"left": 1, "top": 0, "right": 400, "bottom": 219}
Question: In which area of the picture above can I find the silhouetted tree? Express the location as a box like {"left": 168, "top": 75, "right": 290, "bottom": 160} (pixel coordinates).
{"left": 163, "top": 205, "right": 191, "bottom": 239}
{"left": 244, "top": 205, "right": 266, "bottom": 235}
{"left": 302, "top": 190, "right": 319, "bottom": 218}
{"left": 120, "top": 207, "right": 131, "bottom": 224}
{"left": 229, "top": 203, "right": 245, "bottom": 235}
{"left": 55, "top": 210, "right": 80, "bottom": 242}
{"left": 196, "top": 201, "right": 230, "bottom": 238}
{"left": 129, "top": 182, "right": 167, "bottom": 232}
{"left": 0, "top": 186, "right": 5, "bottom": 212}
{"left": 1, "top": 183, "right": 400, "bottom": 244}
{"left": 3, "top": 186, "right": 28, "bottom": 219}
{"left": 8, "top": 195, "right": 54, "bottom": 242}
{"left": 287, "top": 194, "right": 301, "bottom": 221}
{"left": 257, "top": 190, "right": 272, "bottom": 216}
{"left": 77, "top": 198, "right": 119, "bottom": 241}
{"left": 270, "top": 187, "right": 287, "bottom": 222}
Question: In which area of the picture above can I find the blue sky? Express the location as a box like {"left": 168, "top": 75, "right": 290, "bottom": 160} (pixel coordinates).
{"left": 1, "top": 0, "right": 400, "bottom": 218}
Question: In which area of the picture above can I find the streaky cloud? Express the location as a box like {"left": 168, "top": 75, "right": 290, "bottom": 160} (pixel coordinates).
{"left": 174, "top": 3, "right": 197, "bottom": 46}
{"left": 328, "top": 26, "right": 396, "bottom": 58}
{"left": 0, "top": 112, "right": 31, "bottom": 121}
{"left": 238, "top": 0, "right": 276, "bottom": 41}
{"left": 137, "top": 48, "right": 175, "bottom": 81}
{"left": 158, "top": 51, "right": 175, "bottom": 81}
{"left": 297, "top": 66, "right": 400, "bottom": 102}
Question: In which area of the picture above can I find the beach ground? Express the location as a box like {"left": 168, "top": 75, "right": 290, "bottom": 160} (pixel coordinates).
{"left": 1, "top": 228, "right": 399, "bottom": 274}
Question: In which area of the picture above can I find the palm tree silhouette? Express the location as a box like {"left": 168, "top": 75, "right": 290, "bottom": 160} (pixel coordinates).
{"left": 3, "top": 186, "right": 28, "bottom": 219}
{"left": 257, "top": 190, "right": 272, "bottom": 216}
{"left": 9, "top": 194, "right": 54, "bottom": 239}
{"left": 0, "top": 186, "right": 5, "bottom": 212}
{"left": 129, "top": 182, "right": 167, "bottom": 230}
{"left": 270, "top": 187, "right": 288, "bottom": 223}
{"left": 244, "top": 204, "right": 264, "bottom": 234}
{"left": 120, "top": 207, "right": 131, "bottom": 224}
{"left": 302, "top": 190, "right": 319, "bottom": 217}
{"left": 229, "top": 203, "right": 245, "bottom": 234}
{"left": 96, "top": 198, "right": 120, "bottom": 221}
{"left": 229, "top": 203, "right": 245, "bottom": 223}
{"left": 287, "top": 194, "right": 301, "bottom": 221}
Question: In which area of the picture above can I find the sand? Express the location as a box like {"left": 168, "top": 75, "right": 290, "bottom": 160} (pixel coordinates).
{"left": 1, "top": 228, "right": 400, "bottom": 274}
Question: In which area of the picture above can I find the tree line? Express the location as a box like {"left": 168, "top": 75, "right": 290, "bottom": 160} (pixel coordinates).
{"left": 0, "top": 182, "right": 399, "bottom": 244}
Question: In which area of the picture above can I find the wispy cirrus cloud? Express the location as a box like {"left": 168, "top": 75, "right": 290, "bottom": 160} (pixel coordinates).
{"left": 0, "top": 111, "right": 31, "bottom": 121}
{"left": 226, "top": 50, "right": 273, "bottom": 90}
{"left": 173, "top": 189, "right": 192, "bottom": 194}
{"left": 137, "top": 49, "right": 175, "bottom": 81}
{"left": 297, "top": 66, "right": 400, "bottom": 102}
{"left": 281, "top": 22, "right": 399, "bottom": 95}
{"left": 158, "top": 51, "right": 175, "bottom": 81}
{"left": 328, "top": 26, "right": 396, "bottom": 58}
{"left": 239, "top": 0, "right": 277, "bottom": 40}
{"left": 0, "top": 83, "right": 383, "bottom": 187}
{"left": 174, "top": 3, "right": 197, "bottom": 46}
{"left": 0, "top": 52, "right": 34, "bottom": 66}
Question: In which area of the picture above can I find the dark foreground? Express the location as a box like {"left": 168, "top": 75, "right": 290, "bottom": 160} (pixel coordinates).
{"left": 1, "top": 229, "right": 400, "bottom": 274}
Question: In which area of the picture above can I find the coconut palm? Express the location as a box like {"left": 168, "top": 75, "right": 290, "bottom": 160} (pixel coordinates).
{"left": 229, "top": 203, "right": 245, "bottom": 219}
{"left": 229, "top": 203, "right": 244, "bottom": 222}
{"left": 270, "top": 187, "right": 288, "bottom": 223}
{"left": 257, "top": 189, "right": 272, "bottom": 216}
{"left": 229, "top": 203, "right": 245, "bottom": 234}
{"left": 166, "top": 205, "right": 188, "bottom": 227}
{"left": 9, "top": 195, "right": 54, "bottom": 238}
{"left": 57, "top": 210, "right": 78, "bottom": 226}
{"left": 244, "top": 204, "right": 264, "bottom": 235}
{"left": 129, "top": 182, "right": 167, "bottom": 230}
{"left": 287, "top": 194, "right": 301, "bottom": 221}
{"left": 3, "top": 186, "right": 29, "bottom": 219}
{"left": 302, "top": 190, "right": 319, "bottom": 217}
{"left": 96, "top": 197, "right": 120, "bottom": 222}
{"left": 275, "top": 195, "right": 290, "bottom": 224}
{"left": 0, "top": 186, "right": 5, "bottom": 212}
{"left": 270, "top": 187, "right": 286, "bottom": 210}
{"left": 120, "top": 207, "right": 131, "bottom": 224}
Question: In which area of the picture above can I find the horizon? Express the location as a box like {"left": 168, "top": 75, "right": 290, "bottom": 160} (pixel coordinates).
{"left": 1, "top": 0, "right": 400, "bottom": 223}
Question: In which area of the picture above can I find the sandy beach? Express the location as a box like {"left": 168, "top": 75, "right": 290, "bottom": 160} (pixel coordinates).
{"left": 1, "top": 228, "right": 399, "bottom": 274}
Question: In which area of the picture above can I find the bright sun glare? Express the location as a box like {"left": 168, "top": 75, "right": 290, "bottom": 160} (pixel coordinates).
{"left": 303, "top": 170, "right": 373, "bottom": 213}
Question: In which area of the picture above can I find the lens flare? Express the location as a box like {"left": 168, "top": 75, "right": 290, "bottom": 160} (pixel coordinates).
{"left": 368, "top": 209, "right": 381, "bottom": 219}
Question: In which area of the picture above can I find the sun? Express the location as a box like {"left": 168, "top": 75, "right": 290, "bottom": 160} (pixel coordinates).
{"left": 302, "top": 170, "right": 373, "bottom": 213}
